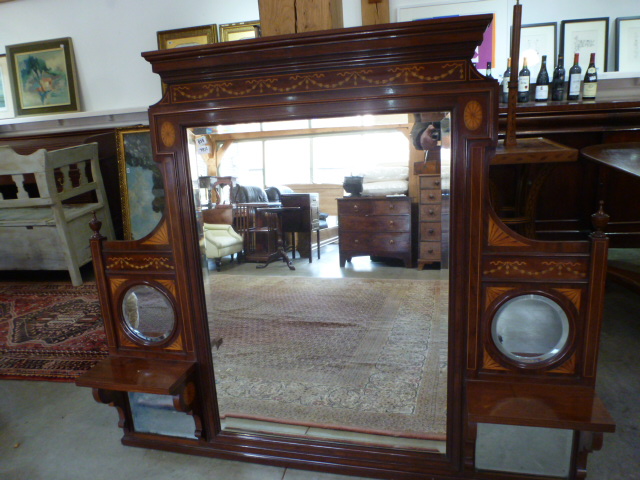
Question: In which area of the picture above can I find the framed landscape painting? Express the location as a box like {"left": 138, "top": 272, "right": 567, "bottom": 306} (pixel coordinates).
{"left": 5, "top": 37, "right": 80, "bottom": 116}
{"left": 0, "top": 55, "right": 15, "bottom": 120}
{"left": 116, "top": 126, "right": 165, "bottom": 241}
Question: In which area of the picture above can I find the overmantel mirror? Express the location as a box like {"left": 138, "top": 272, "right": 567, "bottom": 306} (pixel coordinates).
{"left": 77, "top": 15, "right": 614, "bottom": 480}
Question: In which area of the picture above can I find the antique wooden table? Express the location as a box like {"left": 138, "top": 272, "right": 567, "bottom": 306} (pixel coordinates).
{"left": 582, "top": 142, "right": 640, "bottom": 293}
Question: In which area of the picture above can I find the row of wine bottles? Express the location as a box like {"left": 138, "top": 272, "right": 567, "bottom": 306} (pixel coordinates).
{"left": 488, "top": 53, "right": 598, "bottom": 103}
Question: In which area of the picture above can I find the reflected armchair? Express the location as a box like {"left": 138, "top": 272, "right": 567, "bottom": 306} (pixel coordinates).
{"left": 203, "top": 224, "right": 244, "bottom": 271}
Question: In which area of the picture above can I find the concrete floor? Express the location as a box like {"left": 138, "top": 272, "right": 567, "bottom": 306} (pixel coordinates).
{"left": 1, "top": 246, "right": 639, "bottom": 479}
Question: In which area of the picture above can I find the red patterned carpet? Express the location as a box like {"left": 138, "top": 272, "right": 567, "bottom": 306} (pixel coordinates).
{"left": 0, "top": 282, "right": 108, "bottom": 382}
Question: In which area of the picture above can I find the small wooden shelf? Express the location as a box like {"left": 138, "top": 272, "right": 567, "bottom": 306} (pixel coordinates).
{"left": 493, "top": 137, "right": 578, "bottom": 165}
{"left": 76, "top": 357, "right": 196, "bottom": 396}
{"left": 467, "top": 380, "right": 615, "bottom": 433}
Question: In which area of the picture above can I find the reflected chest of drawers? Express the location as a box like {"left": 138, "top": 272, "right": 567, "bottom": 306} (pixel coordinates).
{"left": 418, "top": 174, "right": 442, "bottom": 269}
{"left": 337, "top": 196, "right": 412, "bottom": 268}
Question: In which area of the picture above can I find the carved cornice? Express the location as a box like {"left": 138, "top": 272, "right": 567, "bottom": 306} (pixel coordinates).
{"left": 170, "top": 62, "right": 465, "bottom": 104}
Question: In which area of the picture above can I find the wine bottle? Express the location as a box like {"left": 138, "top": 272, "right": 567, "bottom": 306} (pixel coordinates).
{"left": 551, "top": 55, "right": 566, "bottom": 101}
{"left": 517, "top": 57, "right": 530, "bottom": 103}
{"left": 582, "top": 53, "right": 598, "bottom": 100}
{"left": 486, "top": 61, "right": 494, "bottom": 80}
{"left": 534, "top": 55, "right": 550, "bottom": 102}
{"left": 567, "top": 53, "right": 581, "bottom": 101}
{"left": 501, "top": 58, "right": 511, "bottom": 103}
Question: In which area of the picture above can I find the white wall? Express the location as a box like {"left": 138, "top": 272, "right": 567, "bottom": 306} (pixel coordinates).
{"left": 391, "top": 0, "right": 640, "bottom": 75}
{"left": 0, "top": 0, "right": 260, "bottom": 113}
{"left": 1, "top": 0, "right": 637, "bottom": 119}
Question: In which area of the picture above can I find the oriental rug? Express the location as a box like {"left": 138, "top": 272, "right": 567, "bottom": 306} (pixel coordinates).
{"left": 206, "top": 275, "right": 448, "bottom": 439}
{"left": 0, "top": 282, "right": 108, "bottom": 382}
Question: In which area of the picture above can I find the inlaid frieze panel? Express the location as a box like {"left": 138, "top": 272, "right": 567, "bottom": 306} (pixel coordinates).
{"left": 170, "top": 61, "right": 467, "bottom": 104}
{"left": 482, "top": 257, "right": 588, "bottom": 281}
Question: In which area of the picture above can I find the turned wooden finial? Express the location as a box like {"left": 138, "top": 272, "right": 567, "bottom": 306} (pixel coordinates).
{"left": 591, "top": 201, "right": 609, "bottom": 238}
{"left": 90, "top": 211, "right": 106, "bottom": 240}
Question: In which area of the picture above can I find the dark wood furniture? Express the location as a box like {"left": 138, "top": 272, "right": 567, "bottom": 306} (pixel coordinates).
{"left": 254, "top": 206, "right": 300, "bottom": 270}
{"left": 76, "top": 16, "right": 614, "bottom": 480}
{"left": 495, "top": 101, "right": 640, "bottom": 244}
{"left": 281, "top": 192, "right": 321, "bottom": 262}
{"left": 417, "top": 174, "right": 442, "bottom": 269}
{"left": 337, "top": 196, "right": 412, "bottom": 268}
{"left": 582, "top": 142, "right": 640, "bottom": 294}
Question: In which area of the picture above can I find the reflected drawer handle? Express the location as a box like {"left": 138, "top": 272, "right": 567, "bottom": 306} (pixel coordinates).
{"left": 389, "top": 220, "right": 395, "bottom": 226}
{"left": 428, "top": 229, "right": 435, "bottom": 234}
{"left": 428, "top": 194, "right": 435, "bottom": 200}
{"left": 434, "top": 180, "right": 441, "bottom": 186}
{"left": 389, "top": 204, "right": 395, "bottom": 209}
{"left": 354, "top": 239, "right": 359, "bottom": 244}
{"left": 428, "top": 248, "right": 434, "bottom": 254}
{"left": 428, "top": 209, "right": 435, "bottom": 215}
{"left": 353, "top": 204, "right": 359, "bottom": 210}
{"left": 389, "top": 239, "right": 395, "bottom": 244}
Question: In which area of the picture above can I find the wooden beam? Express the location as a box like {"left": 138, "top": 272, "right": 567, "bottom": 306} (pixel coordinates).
{"left": 259, "top": 0, "right": 343, "bottom": 35}
{"left": 361, "top": 0, "right": 389, "bottom": 26}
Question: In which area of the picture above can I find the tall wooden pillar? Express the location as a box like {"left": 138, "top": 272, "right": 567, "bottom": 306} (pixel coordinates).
{"left": 361, "top": 0, "right": 389, "bottom": 26}
{"left": 258, "top": 0, "right": 343, "bottom": 36}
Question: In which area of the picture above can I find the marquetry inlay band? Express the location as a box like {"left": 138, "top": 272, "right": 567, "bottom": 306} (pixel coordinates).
{"left": 171, "top": 62, "right": 466, "bottom": 103}
{"left": 483, "top": 260, "right": 587, "bottom": 278}
{"left": 106, "top": 256, "right": 174, "bottom": 270}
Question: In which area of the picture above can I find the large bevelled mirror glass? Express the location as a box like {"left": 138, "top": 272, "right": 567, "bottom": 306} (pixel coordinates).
{"left": 492, "top": 294, "right": 570, "bottom": 365}
{"left": 186, "top": 111, "right": 451, "bottom": 453}
{"left": 122, "top": 284, "right": 175, "bottom": 343}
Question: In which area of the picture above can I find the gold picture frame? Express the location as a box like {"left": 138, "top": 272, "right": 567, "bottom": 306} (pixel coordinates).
{"left": 219, "top": 21, "right": 261, "bottom": 42}
{"left": 157, "top": 24, "right": 218, "bottom": 50}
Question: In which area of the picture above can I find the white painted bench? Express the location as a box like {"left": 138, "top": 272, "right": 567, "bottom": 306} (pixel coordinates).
{"left": 0, "top": 143, "right": 115, "bottom": 285}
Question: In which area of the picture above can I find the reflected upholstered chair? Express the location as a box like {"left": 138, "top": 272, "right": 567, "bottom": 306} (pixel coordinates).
{"left": 202, "top": 207, "right": 243, "bottom": 271}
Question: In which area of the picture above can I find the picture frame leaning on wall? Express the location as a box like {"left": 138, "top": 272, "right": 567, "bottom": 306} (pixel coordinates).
{"left": 0, "top": 55, "right": 16, "bottom": 120}
{"left": 615, "top": 16, "right": 640, "bottom": 72}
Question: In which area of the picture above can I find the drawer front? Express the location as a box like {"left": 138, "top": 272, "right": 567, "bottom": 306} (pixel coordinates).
{"left": 338, "top": 200, "right": 373, "bottom": 216}
{"left": 420, "top": 175, "right": 442, "bottom": 189}
{"left": 420, "top": 204, "right": 442, "bottom": 220}
{"left": 420, "top": 222, "right": 442, "bottom": 240}
{"left": 420, "top": 189, "right": 442, "bottom": 204}
{"left": 341, "top": 232, "right": 411, "bottom": 252}
{"left": 370, "top": 199, "right": 411, "bottom": 216}
{"left": 340, "top": 215, "right": 410, "bottom": 232}
{"left": 420, "top": 241, "right": 442, "bottom": 260}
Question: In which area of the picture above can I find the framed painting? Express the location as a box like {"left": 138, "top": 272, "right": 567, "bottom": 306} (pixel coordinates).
{"left": 5, "top": 37, "right": 80, "bottom": 116}
{"left": 615, "top": 16, "right": 640, "bottom": 71}
{"left": 116, "top": 126, "right": 165, "bottom": 241}
{"left": 560, "top": 17, "right": 609, "bottom": 72}
{"left": 519, "top": 23, "right": 557, "bottom": 76}
{"left": 157, "top": 24, "right": 218, "bottom": 50}
{"left": 0, "top": 55, "right": 15, "bottom": 120}
{"left": 219, "top": 21, "right": 261, "bottom": 42}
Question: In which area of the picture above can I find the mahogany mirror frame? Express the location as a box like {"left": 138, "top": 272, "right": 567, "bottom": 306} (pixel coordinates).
{"left": 77, "top": 15, "right": 614, "bottom": 480}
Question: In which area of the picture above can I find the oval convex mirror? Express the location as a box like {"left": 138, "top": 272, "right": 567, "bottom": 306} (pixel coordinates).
{"left": 492, "top": 294, "right": 570, "bottom": 365}
{"left": 122, "top": 285, "right": 175, "bottom": 343}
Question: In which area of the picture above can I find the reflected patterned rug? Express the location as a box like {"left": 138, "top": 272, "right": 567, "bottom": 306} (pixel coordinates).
{"left": 207, "top": 275, "right": 448, "bottom": 439}
{"left": 0, "top": 283, "right": 108, "bottom": 382}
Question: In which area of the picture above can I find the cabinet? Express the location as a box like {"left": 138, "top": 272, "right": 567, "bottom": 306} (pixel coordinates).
{"left": 417, "top": 174, "right": 442, "bottom": 269}
{"left": 337, "top": 196, "right": 412, "bottom": 267}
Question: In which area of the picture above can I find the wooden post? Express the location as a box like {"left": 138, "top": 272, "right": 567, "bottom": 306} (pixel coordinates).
{"left": 361, "top": 0, "right": 389, "bottom": 26}
{"left": 505, "top": 0, "right": 521, "bottom": 147}
{"left": 259, "top": 0, "right": 343, "bottom": 36}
